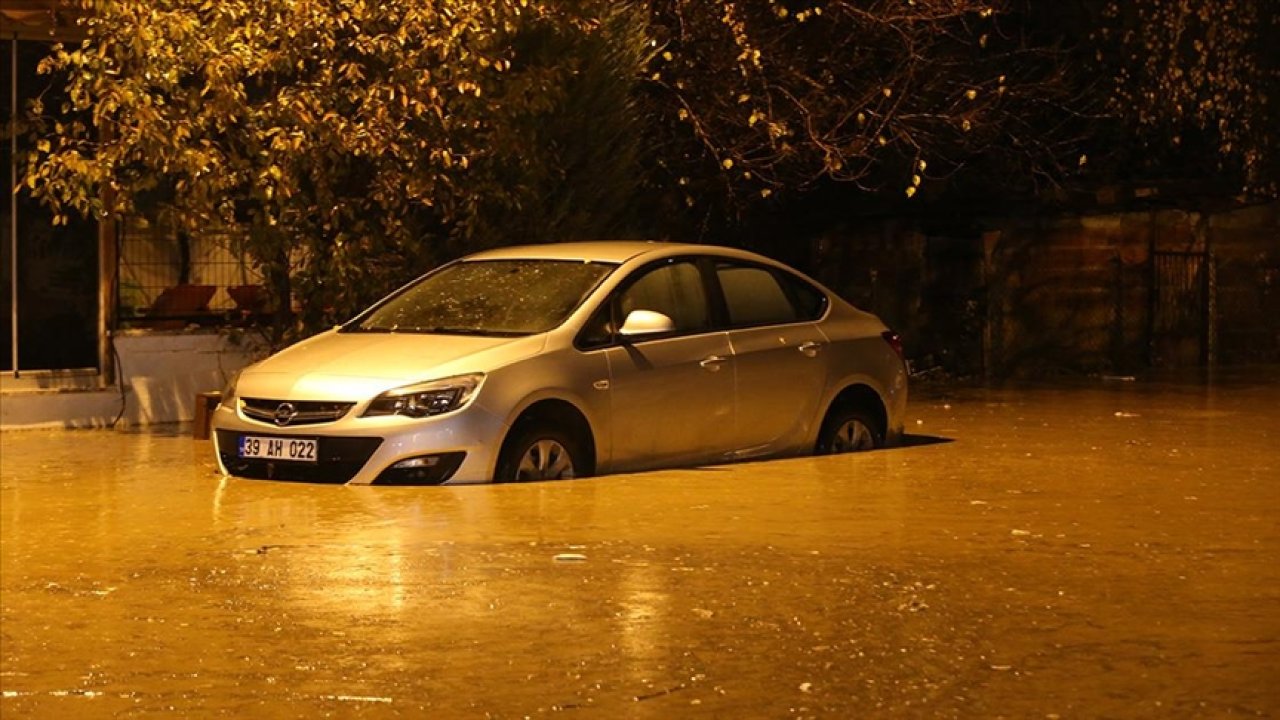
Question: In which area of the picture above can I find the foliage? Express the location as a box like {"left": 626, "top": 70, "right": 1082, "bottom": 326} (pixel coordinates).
{"left": 23, "top": 0, "right": 650, "bottom": 339}
{"left": 1097, "top": 0, "right": 1279, "bottom": 198}
{"left": 640, "top": 0, "right": 1095, "bottom": 221}
{"left": 22, "top": 0, "right": 1272, "bottom": 346}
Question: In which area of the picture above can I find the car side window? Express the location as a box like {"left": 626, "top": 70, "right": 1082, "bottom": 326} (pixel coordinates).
{"left": 618, "top": 261, "right": 710, "bottom": 333}
{"left": 716, "top": 263, "right": 800, "bottom": 327}
{"left": 577, "top": 303, "right": 615, "bottom": 349}
{"left": 776, "top": 271, "right": 828, "bottom": 321}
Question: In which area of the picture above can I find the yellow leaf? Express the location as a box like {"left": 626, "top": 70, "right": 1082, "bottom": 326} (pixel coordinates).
{"left": 721, "top": 158, "right": 734, "bottom": 169}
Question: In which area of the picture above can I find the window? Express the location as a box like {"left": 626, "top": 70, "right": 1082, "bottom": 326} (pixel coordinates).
{"left": 777, "top": 271, "right": 829, "bottom": 321}
{"left": 716, "top": 263, "right": 799, "bottom": 327}
{"left": 618, "top": 261, "right": 709, "bottom": 333}
{"left": 351, "top": 259, "right": 615, "bottom": 336}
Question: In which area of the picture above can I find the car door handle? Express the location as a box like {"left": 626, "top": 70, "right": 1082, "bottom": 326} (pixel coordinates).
{"left": 797, "top": 341, "right": 822, "bottom": 357}
{"left": 699, "top": 355, "right": 728, "bottom": 371}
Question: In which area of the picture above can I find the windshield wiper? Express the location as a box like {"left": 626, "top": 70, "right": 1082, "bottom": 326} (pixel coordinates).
{"left": 421, "top": 326, "right": 529, "bottom": 337}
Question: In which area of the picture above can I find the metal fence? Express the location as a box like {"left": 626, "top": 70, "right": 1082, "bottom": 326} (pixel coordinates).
{"left": 116, "top": 217, "right": 264, "bottom": 328}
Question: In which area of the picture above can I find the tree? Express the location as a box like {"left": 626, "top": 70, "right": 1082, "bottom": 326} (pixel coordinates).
{"left": 24, "top": 0, "right": 651, "bottom": 339}
{"left": 1096, "top": 0, "right": 1278, "bottom": 198}
{"left": 638, "top": 0, "right": 1096, "bottom": 228}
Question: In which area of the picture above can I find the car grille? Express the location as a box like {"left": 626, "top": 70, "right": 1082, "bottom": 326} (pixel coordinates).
{"left": 240, "top": 398, "right": 355, "bottom": 426}
{"left": 216, "top": 430, "right": 382, "bottom": 484}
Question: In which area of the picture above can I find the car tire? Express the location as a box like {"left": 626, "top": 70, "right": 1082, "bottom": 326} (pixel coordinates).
{"left": 496, "top": 424, "right": 585, "bottom": 483}
{"left": 815, "top": 406, "right": 883, "bottom": 454}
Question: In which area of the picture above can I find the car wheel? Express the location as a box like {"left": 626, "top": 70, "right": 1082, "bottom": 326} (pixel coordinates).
{"left": 816, "top": 407, "right": 882, "bottom": 454}
{"left": 497, "top": 425, "right": 583, "bottom": 482}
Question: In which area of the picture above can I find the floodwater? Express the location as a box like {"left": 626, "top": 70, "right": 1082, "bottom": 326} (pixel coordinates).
{"left": 1, "top": 372, "right": 1277, "bottom": 719}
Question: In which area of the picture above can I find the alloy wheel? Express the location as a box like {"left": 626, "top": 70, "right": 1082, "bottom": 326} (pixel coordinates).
{"left": 515, "top": 439, "right": 576, "bottom": 481}
{"left": 831, "top": 418, "right": 875, "bottom": 453}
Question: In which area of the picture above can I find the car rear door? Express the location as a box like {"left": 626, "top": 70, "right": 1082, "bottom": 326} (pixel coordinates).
{"left": 713, "top": 260, "right": 830, "bottom": 456}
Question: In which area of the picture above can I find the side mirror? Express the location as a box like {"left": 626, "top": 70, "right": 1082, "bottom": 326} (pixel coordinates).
{"left": 618, "top": 309, "right": 675, "bottom": 338}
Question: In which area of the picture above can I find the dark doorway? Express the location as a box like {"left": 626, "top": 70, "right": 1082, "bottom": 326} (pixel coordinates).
{"left": 921, "top": 235, "right": 985, "bottom": 375}
{"left": 2, "top": 39, "right": 99, "bottom": 373}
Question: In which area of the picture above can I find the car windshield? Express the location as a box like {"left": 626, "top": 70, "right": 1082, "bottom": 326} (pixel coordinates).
{"left": 347, "top": 259, "right": 617, "bottom": 336}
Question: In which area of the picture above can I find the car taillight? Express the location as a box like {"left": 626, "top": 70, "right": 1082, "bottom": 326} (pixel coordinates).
{"left": 882, "top": 330, "right": 904, "bottom": 360}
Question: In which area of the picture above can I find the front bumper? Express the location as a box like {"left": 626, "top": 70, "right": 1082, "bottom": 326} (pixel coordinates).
{"left": 210, "top": 401, "right": 508, "bottom": 485}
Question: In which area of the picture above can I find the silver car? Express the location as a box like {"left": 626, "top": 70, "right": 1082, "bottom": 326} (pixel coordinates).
{"left": 213, "top": 242, "right": 908, "bottom": 485}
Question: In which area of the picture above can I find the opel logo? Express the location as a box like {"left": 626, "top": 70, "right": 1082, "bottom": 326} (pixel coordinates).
{"left": 274, "top": 402, "right": 298, "bottom": 426}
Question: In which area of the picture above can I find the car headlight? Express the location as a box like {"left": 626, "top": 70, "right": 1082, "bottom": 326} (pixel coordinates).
{"left": 363, "top": 373, "right": 484, "bottom": 418}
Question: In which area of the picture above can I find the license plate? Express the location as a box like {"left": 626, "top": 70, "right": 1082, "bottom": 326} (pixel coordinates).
{"left": 238, "top": 435, "right": 318, "bottom": 463}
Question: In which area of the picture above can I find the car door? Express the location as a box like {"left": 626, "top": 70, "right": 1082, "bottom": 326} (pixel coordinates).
{"left": 714, "top": 260, "right": 830, "bottom": 456}
{"left": 599, "top": 260, "right": 736, "bottom": 471}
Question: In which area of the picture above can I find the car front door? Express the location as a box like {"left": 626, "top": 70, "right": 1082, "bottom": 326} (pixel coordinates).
{"left": 599, "top": 260, "right": 736, "bottom": 471}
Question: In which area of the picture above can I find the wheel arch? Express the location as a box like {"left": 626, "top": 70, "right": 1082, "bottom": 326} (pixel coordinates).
{"left": 496, "top": 398, "right": 597, "bottom": 479}
{"left": 817, "top": 383, "right": 889, "bottom": 447}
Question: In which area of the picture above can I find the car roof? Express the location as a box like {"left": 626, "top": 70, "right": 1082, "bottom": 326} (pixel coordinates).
{"left": 462, "top": 241, "right": 737, "bottom": 264}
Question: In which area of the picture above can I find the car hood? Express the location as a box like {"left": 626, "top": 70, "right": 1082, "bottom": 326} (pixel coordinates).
{"left": 236, "top": 329, "right": 547, "bottom": 401}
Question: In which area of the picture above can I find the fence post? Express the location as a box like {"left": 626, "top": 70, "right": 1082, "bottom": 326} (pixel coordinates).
{"left": 1206, "top": 252, "right": 1217, "bottom": 367}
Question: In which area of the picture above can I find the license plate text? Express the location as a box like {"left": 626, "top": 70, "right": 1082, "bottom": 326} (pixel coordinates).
{"left": 239, "top": 436, "right": 318, "bottom": 463}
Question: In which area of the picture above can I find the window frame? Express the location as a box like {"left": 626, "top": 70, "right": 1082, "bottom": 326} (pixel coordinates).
{"left": 574, "top": 254, "right": 833, "bottom": 351}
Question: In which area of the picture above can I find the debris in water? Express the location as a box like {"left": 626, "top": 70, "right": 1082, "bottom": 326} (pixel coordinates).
{"left": 554, "top": 553, "right": 588, "bottom": 563}
{"left": 322, "top": 695, "right": 393, "bottom": 704}
{"left": 1114, "top": 411, "right": 1140, "bottom": 418}
{"left": 799, "top": 682, "right": 813, "bottom": 693}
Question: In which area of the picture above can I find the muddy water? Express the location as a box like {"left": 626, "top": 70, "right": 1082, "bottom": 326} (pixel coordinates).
{"left": 2, "top": 373, "right": 1277, "bottom": 718}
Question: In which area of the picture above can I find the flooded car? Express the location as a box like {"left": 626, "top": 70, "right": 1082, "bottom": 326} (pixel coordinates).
{"left": 212, "top": 242, "right": 908, "bottom": 484}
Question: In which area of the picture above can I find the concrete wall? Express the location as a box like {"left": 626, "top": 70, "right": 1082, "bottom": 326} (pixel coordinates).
{"left": 0, "top": 330, "right": 266, "bottom": 430}
{"left": 806, "top": 201, "right": 1279, "bottom": 377}
{"left": 986, "top": 203, "right": 1279, "bottom": 374}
